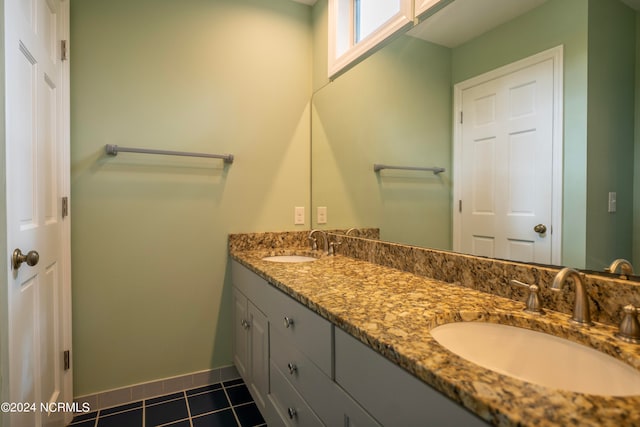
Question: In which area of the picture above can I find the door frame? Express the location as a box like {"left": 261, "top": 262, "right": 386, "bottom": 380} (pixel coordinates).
{"left": 452, "top": 45, "right": 563, "bottom": 265}
{"left": 59, "top": 0, "right": 73, "bottom": 419}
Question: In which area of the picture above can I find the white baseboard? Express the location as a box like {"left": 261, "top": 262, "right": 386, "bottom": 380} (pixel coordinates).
{"left": 73, "top": 365, "right": 240, "bottom": 412}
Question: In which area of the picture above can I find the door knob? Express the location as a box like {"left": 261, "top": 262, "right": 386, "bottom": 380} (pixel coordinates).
{"left": 533, "top": 224, "right": 547, "bottom": 234}
{"left": 12, "top": 249, "right": 39, "bottom": 270}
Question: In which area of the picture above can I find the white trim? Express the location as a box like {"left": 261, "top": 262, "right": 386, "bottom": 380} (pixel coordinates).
{"left": 73, "top": 366, "right": 240, "bottom": 411}
{"left": 328, "top": 0, "right": 413, "bottom": 79}
{"left": 452, "top": 45, "right": 564, "bottom": 265}
{"left": 59, "top": 0, "right": 73, "bottom": 421}
{"left": 415, "top": 0, "right": 444, "bottom": 17}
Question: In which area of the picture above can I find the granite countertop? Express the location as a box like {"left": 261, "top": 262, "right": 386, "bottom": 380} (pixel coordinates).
{"left": 229, "top": 247, "right": 640, "bottom": 427}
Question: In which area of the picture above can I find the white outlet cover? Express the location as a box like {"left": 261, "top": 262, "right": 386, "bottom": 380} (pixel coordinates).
{"left": 317, "top": 206, "right": 327, "bottom": 224}
{"left": 294, "top": 206, "right": 305, "bottom": 225}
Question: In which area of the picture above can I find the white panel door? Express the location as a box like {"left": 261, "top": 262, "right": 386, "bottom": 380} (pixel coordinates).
{"left": 5, "top": 0, "right": 71, "bottom": 426}
{"left": 458, "top": 56, "right": 556, "bottom": 264}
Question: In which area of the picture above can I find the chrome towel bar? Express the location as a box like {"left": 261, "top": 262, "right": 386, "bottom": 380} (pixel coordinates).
{"left": 373, "top": 164, "right": 445, "bottom": 174}
{"left": 105, "top": 144, "right": 234, "bottom": 164}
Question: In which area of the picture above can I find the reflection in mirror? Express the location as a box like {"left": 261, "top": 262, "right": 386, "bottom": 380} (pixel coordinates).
{"left": 328, "top": 0, "right": 412, "bottom": 77}
{"left": 311, "top": 0, "right": 639, "bottom": 273}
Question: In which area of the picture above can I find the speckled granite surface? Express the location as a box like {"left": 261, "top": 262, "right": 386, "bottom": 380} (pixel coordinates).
{"left": 229, "top": 232, "right": 640, "bottom": 427}
{"left": 228, "top": 229, "right": 379, "bottom": 252}
{"left": 329, "top": 233, "right": 640, "bottom": 327}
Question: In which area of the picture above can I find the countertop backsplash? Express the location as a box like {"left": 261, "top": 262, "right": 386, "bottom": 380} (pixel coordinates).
{"left": 228, "top": 230, "right": 639, "bottom": 327}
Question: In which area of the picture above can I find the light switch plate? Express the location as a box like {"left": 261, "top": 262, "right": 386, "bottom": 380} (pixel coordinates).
{"left": 317, "top": 206, "right": 327, "bottom": 224}
{"left": 294, "top": 206, "right": 305, "bottom": 225}
{"left": 608, "top": 192, "right": 616, "bottom": 213}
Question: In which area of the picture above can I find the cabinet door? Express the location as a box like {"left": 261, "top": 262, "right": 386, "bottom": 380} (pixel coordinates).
{"left": 248, "top": 301, "right": 269, "bottom": 412}
{"left": 232, "top": 287, "right": 249, "bottom": 379}
{"left": 335, "top": 328, "right": 488, "bottom": 427}
{"left": 328, "top": 382, "right": 382, "bottom": 427}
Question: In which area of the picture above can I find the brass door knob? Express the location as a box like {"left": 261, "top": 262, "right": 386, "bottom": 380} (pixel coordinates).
{"left": 12, "top": 249, "right": 39, "bottom": 270}
{"left": 534, "top": 224, "right": 547, "bottom": 234}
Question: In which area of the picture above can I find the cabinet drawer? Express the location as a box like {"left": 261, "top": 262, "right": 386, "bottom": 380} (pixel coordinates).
{"left": 334, "top": 328, "right": 488, "bottom": 427}
{"left": 269, "top": 361, "right": 324, "bottom": 427}
{"left": 263, "top": 284, "right": 332, "bottom": 376}
{"left": 271, "top": 327, "right": 335, "bottom": 424}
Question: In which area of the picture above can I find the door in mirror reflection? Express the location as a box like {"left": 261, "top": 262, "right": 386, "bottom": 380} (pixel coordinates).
{"left": 458, "top": 56, "right": 557, "bottom": 264}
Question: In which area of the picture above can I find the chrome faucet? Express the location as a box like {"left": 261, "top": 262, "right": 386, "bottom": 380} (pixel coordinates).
{"left": 551, "top": 268, "right": 593, "bottom": 326}
{"left": 605, "top": 259, "right": 634, "bottom": 277}
{"left": 308, "top": 229, "right": 328, "bottom": 254}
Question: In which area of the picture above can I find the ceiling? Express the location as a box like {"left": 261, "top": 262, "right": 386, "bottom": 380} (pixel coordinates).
{"left": 290, "top": 0, "right": 640, "bottom": 46}
{"left": 407, "top": 0, "right": 548, "bottom": 47}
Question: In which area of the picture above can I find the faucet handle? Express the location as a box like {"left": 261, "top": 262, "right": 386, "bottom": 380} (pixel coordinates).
{"left": 615, "top": 304, "right": 640, "bottom": 344}
{"left": 510, "top": 280, "right": 544, "bottom": 314}
{"left": 308, "top": 236, "right": 318, "bottom": 251}
{"left": 329, "top": 240, "right": 342, "bottom": 256}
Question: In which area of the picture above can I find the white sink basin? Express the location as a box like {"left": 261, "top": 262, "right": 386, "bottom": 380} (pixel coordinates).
{"left": 430, "top": 321, "right": 640, "bottom": 396}
{"left": 261, "top": 255, "right": 317, "bottom": 263}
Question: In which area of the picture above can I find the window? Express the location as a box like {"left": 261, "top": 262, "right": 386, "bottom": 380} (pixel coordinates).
{"left": 328, "top": 0, "right": 412, "bottom": 78}
{"left": 355, "top": 0, "right": 401, "bottom": 43}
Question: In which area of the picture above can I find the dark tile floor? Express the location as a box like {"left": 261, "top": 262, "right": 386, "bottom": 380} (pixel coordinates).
{"left": 68, "top": 378, "right": 266, "bottom": 427}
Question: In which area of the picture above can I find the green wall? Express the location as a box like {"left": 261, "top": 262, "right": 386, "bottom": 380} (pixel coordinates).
{"left": 311, "top": 0, "right": 452, "bottom": 249}
{"left": 312, "top": 35, "right": 452, "bottom": 248}
{"left": 70, "top": 0, "right": 311, "bottom": 396}
{"left": 585, "top": 0, "right": 636, "bottom": 269}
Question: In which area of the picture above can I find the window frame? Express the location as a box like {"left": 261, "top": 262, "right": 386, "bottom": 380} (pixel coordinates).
{"left": 328, "top": 0, "right": 413, "bottom": 79}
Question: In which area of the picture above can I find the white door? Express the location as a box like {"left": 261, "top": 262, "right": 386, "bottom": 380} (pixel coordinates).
{"left": 5, "top": 0, "right": 71, "bottom": 425}
{"left": 454, "top": 47, "right": 563, "bottom": 264}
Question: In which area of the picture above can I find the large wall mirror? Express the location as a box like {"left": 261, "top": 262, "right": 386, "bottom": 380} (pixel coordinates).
{"left": 311, "top": 0, "right": 640, "bottom": 274}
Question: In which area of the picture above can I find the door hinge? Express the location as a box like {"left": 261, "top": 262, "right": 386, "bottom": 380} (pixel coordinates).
{"left": 62, "top": 197, "right": 69, "bottom": 218}
{"left": 61, "top": 40, "right": 68, "bottom": 61}
{"left": 63, "top": 350, "right": 70, "bottom": 370}
{"left": 460, "top": 111, "right": 463, "bottom": 124}
{"left": 459, "top": 200, "right": 462, "bottom": 212}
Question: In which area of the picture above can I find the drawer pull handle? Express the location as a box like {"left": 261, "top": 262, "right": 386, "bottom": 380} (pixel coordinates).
{"left": 287, "top": 407, "right": 297, "bottom": 419}
{"left": 241, "top": 319, "right": 250, "bottom": 330}
{"left": 287, "top": 362, "right": 297, "bottom": 375}
{"left": 283, "top": 316, "right": 294, "bottom": 328}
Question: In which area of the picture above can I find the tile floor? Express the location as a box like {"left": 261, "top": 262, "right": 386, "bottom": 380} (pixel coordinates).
{"left": 68, "top": 378, "right": 266, "bottom": 427}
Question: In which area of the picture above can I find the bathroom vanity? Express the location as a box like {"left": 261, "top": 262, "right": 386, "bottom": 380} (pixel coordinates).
{"left": 232, "top": 259, "right": 487, "bottom": 426}
{"left": 229, "top": 232, "right": 640, "bottom": 426}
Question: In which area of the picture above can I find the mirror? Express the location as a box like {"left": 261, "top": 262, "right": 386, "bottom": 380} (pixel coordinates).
{"left": 311, "top": 0, "right": 640, "bottom": 274}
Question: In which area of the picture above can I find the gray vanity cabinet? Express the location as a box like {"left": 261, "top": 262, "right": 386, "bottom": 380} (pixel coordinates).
{"left": 335, "top": 328, "right": 488, "bottom": 427}
{"left": 231, "top": 260, "right": 488, "bottom": 427}
{"left": 232, "top": 287, "right": 269, "bottom": 414}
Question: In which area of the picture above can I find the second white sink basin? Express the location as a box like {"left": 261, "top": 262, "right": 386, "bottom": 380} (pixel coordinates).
{"left": 430, "top": 321, "right": 640, "bottom": 396}
{"left": 261, "top": 255, "right": 317, "bottom": 263}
